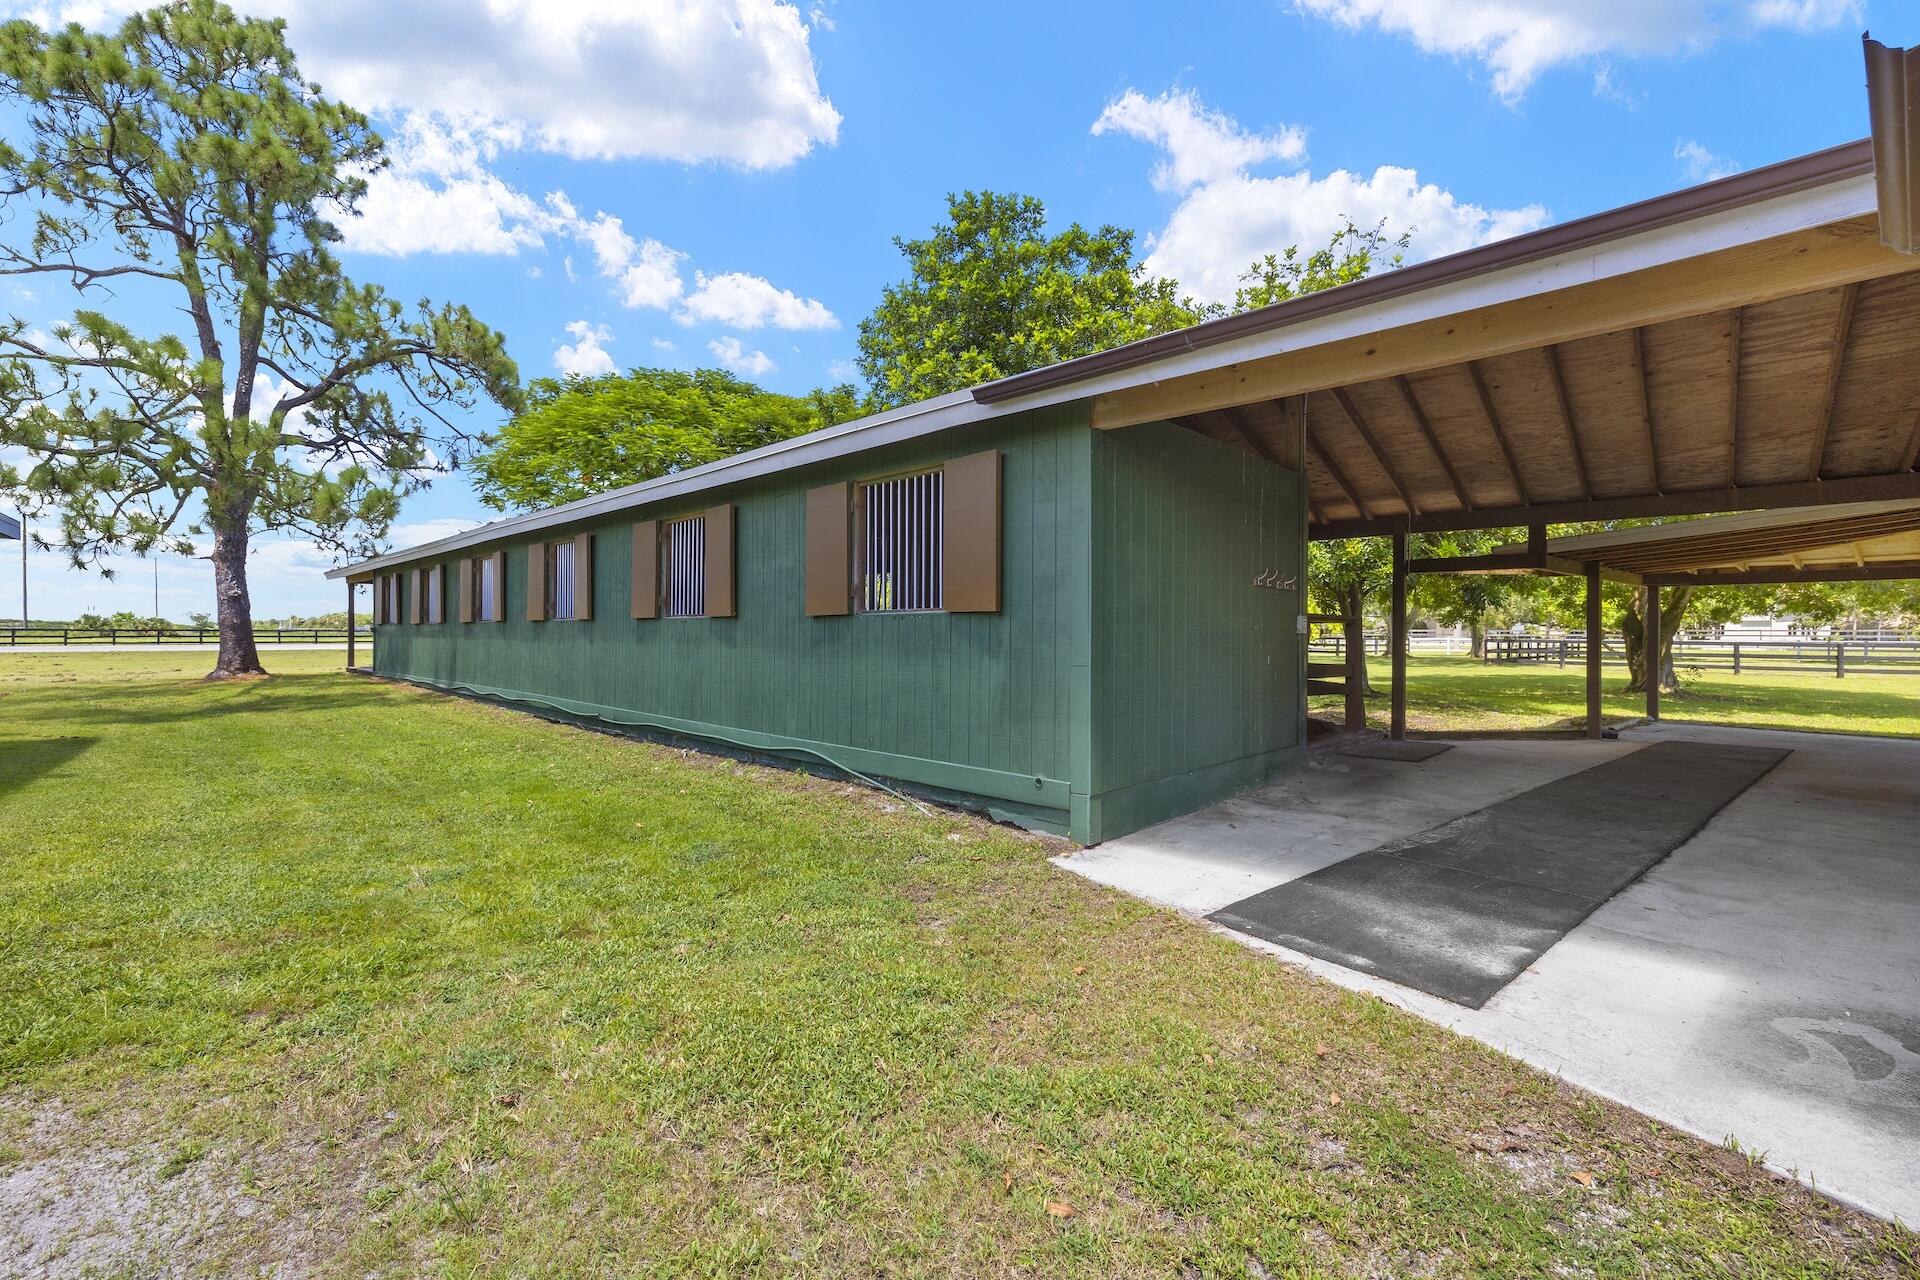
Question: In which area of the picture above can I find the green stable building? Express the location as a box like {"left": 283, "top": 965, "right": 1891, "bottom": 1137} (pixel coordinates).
{"left": 337, "top": 397, "right": 1310, "bottom": 845}
{"left": 336, "top": 135, "right": 1920, "bottom": 845}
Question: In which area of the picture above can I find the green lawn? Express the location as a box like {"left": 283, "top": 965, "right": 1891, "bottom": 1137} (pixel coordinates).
{"left": 0, "top": 652, "right": 1912, "bottom": 1277}
{"left": 1313, "top": 653, "right": 1920, "bottom": 737}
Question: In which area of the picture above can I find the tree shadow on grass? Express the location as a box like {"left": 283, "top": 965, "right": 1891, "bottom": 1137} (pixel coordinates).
{"left": 2, "top": 676, "right": 400, "bottom": 732}
{"left": 0, "top": 734, "right": 96, "bottom": 795}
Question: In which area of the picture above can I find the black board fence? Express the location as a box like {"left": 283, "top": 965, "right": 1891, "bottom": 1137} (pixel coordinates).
{"left": 2, "top": 626, "right": 370, "bottom": 647}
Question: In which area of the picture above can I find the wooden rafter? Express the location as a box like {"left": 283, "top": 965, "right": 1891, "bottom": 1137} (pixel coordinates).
{"left": 1725, "top": 307, "right": 1743, "bottom": 488}
{"left": 1643, "top": 559, "right": 1920, "bottom": 585}
{"left": 1629, "top": 327, "right": 1662, "bottom": 495}
{"left": 1331, "top": 386, "right": 1417, "bottom": 515}
{"left": 1541, "top": 345, "right": 1594, "bottom": 501}
{"left": 1219, "top": 405, "right": 1281, "bottom": 465}
{"left": 1392, "top": 375, "right": 1471, "bottom": 510}
{"left": 1309, "top": 470, "right": 1920, "bottom": 540}
{"left": 1808, "top": 281, "right": 1860, "bottom": 481}
{"left": 1306, "top": 434, "right": 1370, "bottom": 520}
{"left": 1465, "top": 361, "right": 1530, "bottom": 506}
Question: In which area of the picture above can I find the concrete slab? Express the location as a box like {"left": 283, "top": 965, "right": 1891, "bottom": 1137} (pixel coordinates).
{"left": 1056, "top": 723, "right": 1920, "bottom": 1224}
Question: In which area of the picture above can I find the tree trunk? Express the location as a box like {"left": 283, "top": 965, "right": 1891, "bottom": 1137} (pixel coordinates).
{"left": 1622, "top": 586, "right": 1690, "bottom": 694}
{"left": 1342, "top": 581, "right": 1376, "bottom": 695}
{"left": 209, "top": 522, "right": 267, "bottom": 679}
{"left": 1469, "top": 614, "right": 1485, "bottom": 659}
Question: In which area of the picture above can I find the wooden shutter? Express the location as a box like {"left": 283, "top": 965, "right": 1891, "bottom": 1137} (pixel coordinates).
{"left": 631, "top": 521, "right": 658, "bottom": 619}
{"left": 409, "top": 568, "right": 422, "bottom": 624}
{"left": 457, "top": 559, "right": 474, "bottom": 623}
{"left": 573, "top": 531, "right": 594, "bottom": 621}
{"left": 805, "top": 483, "right": 850, "bottom": 617}
{"left": 526, "top": 542, "right": 546, "bottom": 621}
{"left": 704, "top": 504, "right": 735, "bottom": 618}
{"left": 943, "top": 449, "right": 1002, "bottom": 612}
{"left": 373, "top": 575, "right": 386, "bottom": 625}
{"left": 490, "top": 551, "right": 506, "bottom": 623}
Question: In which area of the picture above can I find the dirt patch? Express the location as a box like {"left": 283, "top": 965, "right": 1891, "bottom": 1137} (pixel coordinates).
{"left": 0, "top": 1092, "right": 387, "bottom": 1280}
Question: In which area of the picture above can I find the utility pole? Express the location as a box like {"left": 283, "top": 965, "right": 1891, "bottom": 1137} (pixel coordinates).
{"left": 152, "top": 554, "right": 159, "bottom": 620}
{"left": 18, "top": 508, "right": 25, "bottom": 628}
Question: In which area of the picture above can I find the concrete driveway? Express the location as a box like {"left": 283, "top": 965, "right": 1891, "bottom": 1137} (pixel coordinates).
{"left": 1057, "top": 722, "right": 1920, "bottom": 1224}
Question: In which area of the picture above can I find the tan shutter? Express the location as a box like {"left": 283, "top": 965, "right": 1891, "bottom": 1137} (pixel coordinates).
{"left": 372, "top": 575, "right": 385, "bottom": 625}
{"left": 457, "top": 559, "right": 474, "bottom": 623}
{"left": 409, "top": 568, "right": 422, "bottom": 624}
{"left": 630, "top": 522, "right": 658, "bottom": 618}
{"left": 704, "top": 504, "right": 735, "bottom": 617}
{"left": 490, "top": 551, "right": 506, "bottom": 623}
{"left": 943, "top": 449, "right": 1002, "bottom": 612}
{"left": 805, "top": 483, "right": 850, "bottom": 617}
{"left": 526, "top": 542, "right": 547, "bottom": 621}
{"left": 573, "top": 531, "right": 593, "bottom": 621}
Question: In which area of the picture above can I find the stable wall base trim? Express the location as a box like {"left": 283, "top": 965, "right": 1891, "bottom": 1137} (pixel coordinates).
{"left": 380, "top": 671, "right": 1074, "bottom": 831}
{"left": 1081, "top": 743, "right": 1305, "bottom": 844}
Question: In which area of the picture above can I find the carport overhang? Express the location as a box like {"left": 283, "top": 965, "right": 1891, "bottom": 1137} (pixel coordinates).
{"left": 1406, "top": 500, "right": 1920, "bottom": 731}
{"left": 975, "top": 38, "right": 1920, "bottom": 747}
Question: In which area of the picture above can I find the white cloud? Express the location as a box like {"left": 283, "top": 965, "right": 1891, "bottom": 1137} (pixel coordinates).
{"left": 651, "top": 337, "right": 678, "bottom": 352}
{"left": 1098, "top": 88, "right": 1547, "bottom": 304}
{"left": 1747, "top": 0, "right": 1860, "bottom": 29}
{"left": 1675, "top": 139, "right": 1739, "bottom": 182}
{"left": 21, "top": 0, "right": 841, "bottom": 168}
{"left": 1290, "top": 0, "right": 1861, "bottom": 101}
{"left": 826, "top": 358, "right": 857, "bottom": 382}
{"left": 335, "top": 116, "right": 558, "bottom": 256}
{"left": 676, "top": 271, "right": 838, "bottom": 330}
{"left": 1092, "top": 89, "right": 1306, "bottom": 192}
{"left": 568, "top": 207, "right": 687, "bottom": 309}
{"left": 554, "top": 321, "right": 617, "bottom": 377}
{"left": 707, "top": 336, "right": 775, "bottom": 376}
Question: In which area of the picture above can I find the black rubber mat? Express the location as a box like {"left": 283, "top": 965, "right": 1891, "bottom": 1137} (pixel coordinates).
{"left": 1209, "top": 740, "right": 1789, "bottom": 1008}
{"left": 1342, "top": 739, "right": 1453, "bottom": 762}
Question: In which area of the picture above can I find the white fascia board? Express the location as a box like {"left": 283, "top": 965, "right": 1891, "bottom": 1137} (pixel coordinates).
{"left": 985, "top": 175, "right": 1881, "bottom": 414}
{"left": 332, "top": 174, "right": 1876, "bottom": 581}
{"left": 327, "top": 389, "right": 1001, "bottom": 578}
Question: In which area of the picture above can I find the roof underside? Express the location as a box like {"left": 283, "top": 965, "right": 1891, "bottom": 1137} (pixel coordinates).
{"left": 1153, "top": 221, "right": 1920, "bottom": 541}
{"left": 1475, "top": 500, "right": 1920, "bottom": 585}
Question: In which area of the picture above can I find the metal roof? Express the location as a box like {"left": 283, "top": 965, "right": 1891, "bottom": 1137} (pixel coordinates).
{"left": 0, "top": 511, "right": 19, "bottom": 540}
{"left": 328, "top": 137, "right": 1886, "bottom": 582}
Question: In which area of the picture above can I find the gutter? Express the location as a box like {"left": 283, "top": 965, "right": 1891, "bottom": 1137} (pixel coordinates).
{"left": 970, "top": 138, "right": 1876, "bottom": 404}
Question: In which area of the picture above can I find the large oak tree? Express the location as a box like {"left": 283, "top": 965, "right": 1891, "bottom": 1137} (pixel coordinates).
{"left": 0, "top": 0, "right": 519, "bottom": 677}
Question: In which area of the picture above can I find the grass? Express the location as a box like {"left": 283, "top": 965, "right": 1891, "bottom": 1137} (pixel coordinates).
{"left": 0, "top": 651, "right": 1913, "bottom": 1277}
{"left": 1313, "top": 653, "right": 1920, "bottom": 737}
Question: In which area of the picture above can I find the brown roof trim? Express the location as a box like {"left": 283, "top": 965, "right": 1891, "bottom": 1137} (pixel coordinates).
{"left": 972, "top": 138, "right": 1876, "bottom": 405}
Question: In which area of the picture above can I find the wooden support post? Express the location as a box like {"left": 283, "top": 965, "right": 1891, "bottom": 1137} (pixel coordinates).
{"left": 1390, "top": 530, "right": 1408, "bottom": 741}
{"left": 1644, "top": 584, "right": 1661, "bottom": 721}
{"left": 1585, "top": 562, "right": 1604, "bottom": 739}
{"left": 1343, "top": 615, "right": 1366, "bottom": 732}
{"left": 346, "top": 580, "right": 356, "bottom": 671}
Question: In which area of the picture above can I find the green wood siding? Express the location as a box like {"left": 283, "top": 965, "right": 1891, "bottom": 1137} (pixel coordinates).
{"left": 1084, "top": 422, "right": 1307, "bottom": 841}
{"left": 373, "top": 405, "right": 1091, "bottom": 832}
{"left": 367, "top": 408, "right": 1305, "bottom": 844}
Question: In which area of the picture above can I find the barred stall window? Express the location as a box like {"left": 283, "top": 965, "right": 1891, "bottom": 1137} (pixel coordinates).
{"left": 546, "top": 539, "right": 577, "bottom": 620}
{"left": 425, "top": 565, "right": 443, "bottom": 623}
{"left": 384, "top": 574, "right": 401, "bottom": 624}
{"left": 662, "top": 514, "right": 707, "bottom": 617}
{"left": 858, "top": 469, "right": 943, "bottom": 612}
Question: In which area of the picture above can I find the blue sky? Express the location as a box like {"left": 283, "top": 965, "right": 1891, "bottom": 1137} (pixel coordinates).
{"left": 5, "top": 0, "right": 1913, "bottom": 620}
